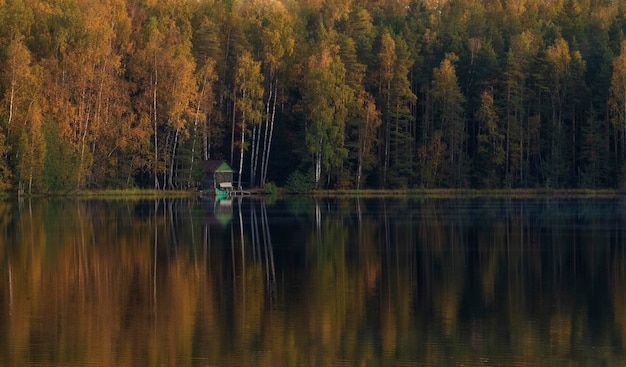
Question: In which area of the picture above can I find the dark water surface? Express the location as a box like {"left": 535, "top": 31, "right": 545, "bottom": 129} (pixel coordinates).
{"left": 1, "top": 197, "right": 626, "bottom": 366}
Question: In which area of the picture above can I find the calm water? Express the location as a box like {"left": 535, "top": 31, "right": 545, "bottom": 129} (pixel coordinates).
{"left": 1, "top": 197, "right": 626, "bottom": 366}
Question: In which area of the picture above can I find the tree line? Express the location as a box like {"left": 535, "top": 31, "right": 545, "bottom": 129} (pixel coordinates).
{"left": 3, "top": 0, "right": 626, "bottom": 193}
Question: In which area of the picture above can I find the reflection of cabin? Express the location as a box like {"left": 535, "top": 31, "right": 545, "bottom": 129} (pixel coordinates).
{"left": 204, "top": 198, "right": 232, "bottom": 227}
{"left": 202, "top": 160, "right": 234, "bottom": 191}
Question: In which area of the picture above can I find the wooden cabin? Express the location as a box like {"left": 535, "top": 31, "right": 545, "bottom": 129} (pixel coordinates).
{"left": 202, "top": 160, "right": 234, "bottom": 192}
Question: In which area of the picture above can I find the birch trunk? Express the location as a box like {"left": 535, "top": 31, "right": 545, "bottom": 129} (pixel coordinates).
{"left": 7, "top": 83, "right": 14, "bottom": 136}
{"left": 238, "top": 119, "right": 245, "bottom": 190}
{"left": 231, "top": 95, "right": 237, "bottom": 165}
{"left": 169, "top": 128, "right": 180, "bottom": 189}
{"left": 238, "top": 105, "right": 246, "bottom": 190}
{"left": 249, "top": 124, "right": 258, "bottom": 187}
{"left": 258, "top": 79, "right": 274, "bottom": 188}
{"left": 261, "top": 81, "right": 278, "bottom": 187}
{"left": 153, "top": 57, "right": 159, "bottom": 189}
{"left": 190, "top": 76, "right": 207, "bottom": 186}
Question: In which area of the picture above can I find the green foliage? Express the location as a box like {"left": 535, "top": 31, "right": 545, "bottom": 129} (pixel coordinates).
{"left": 431, "top": 53, "right": 466, "bottom": 187}
{"left": 264, "top": 181, "right": 278, "bottom": 195}
{"left": 285, "top": 170, "right": 316, "bottom": 193}
{"left": 43, "top": 119, "right": 79, "bottom": 193}
{"left": 580, "top": 108, "right": 609, "bottom": 188}
{"left": 303, "top": 46, "right": 352, "bottom": 185}
{"left": 475, "top": 90, "right": 505, "bottom": 188}
{"left": 0, "top": 127, "right": 11, "bottom": 192}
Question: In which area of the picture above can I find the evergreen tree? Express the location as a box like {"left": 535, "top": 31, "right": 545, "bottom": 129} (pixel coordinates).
{"left": 431, "top": 53, "right": 466, "bottom": 187}
{"left": 388, "top": 36, "right": 417, "bottom": 187}
{"left": 475, "top": 90, "right": 505, "bottom": 188}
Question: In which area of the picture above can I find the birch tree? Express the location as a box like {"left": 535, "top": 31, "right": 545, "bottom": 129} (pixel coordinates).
{"left": 2, "top": 36, "right": 42, "bottom": 193}
{"left": 354, "top": 91, "right": 381, "bottom": 189}
{"left": 189, "top": 57, "right": 217, "bottom": 185}
{"left": 132, "top": 15, "right": 197, "bottom": 189}
{"left": 303, "top": 46, "right": 352, "bottom": 186}
{"left": 234, "top": 51, "right": 264, "bottom": 190}
{"left": 3, "top": 37, "right": 35, "bottom": 137}
{"left": 64, "top": 1, "right": 126, "bottom": 188}
{"left": 256, "top": 1, "right": 294, "bottom": 187}
{"left": 16, "top": 101, "right": 45, "bottom": 195}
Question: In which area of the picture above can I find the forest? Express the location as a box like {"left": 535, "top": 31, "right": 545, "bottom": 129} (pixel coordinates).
{"left": 2, "top": 0, "right": 626, "bottom": 193}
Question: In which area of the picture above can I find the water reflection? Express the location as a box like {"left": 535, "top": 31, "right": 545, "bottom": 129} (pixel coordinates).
{"left": 0, "top": 197, "right": 626, "bottom": 365}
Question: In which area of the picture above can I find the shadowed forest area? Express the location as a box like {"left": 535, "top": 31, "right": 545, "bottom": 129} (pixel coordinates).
{"left": 3, "top": 0, "right": 626, "bottom": 193}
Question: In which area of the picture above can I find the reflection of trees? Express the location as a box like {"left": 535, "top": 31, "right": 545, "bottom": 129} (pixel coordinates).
{"left": 285, "top": 197, "right": 626, "bottom": 365}
{"left": 1, "top": 198, "right": 626, "bottom": 365}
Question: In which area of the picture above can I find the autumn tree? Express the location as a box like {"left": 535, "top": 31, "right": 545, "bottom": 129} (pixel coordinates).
{"left": 544, "top": 37, "right": 586, "bottom": 187}
{"left": 66, "top": 1, "right": 129, "bottom": 188}
{"left": 2, "top": 36, "right": 44, "bottom": 193}
{"left": 16, "top": 101, "right": 45, "bottom": 194}
{"left": 254, "top": 1, "right": 295, "bottom": 187}
{"left": 131, "top": 14, "right": 197, "bottom": 189}
{"left": 0, "top": 131, "right": 9, "bottom": 191}
{"left": 417, "top": 130, "right": 446, "bottom": 188}
{"left": 339, "top": 34, "right": 380, "bottom": 189}
{"left": 234, "top": 51, "right": 264, "bottom": 190}
{"left": 608, "top": 39, "right": 626, "bottom": 185}
{"left": 303, "top": 46, "right": 352, "bottom": 186}
{"left": 186, "top": 58, "right": 218, "bottom": 186}
{"left": 3, "top": 37, "right": 36, "bottom": 139}
{"left": 503, "top": 31, "right": 540, "bottom": 187}
{"left": 353, "top": 92, "right": 381, "bottom": 189}
{"left": 219, "top": 6, "right": 253, "bottom": 168}
{"left": 610, "top": 40, "right": 626, "bottom": 160}
{"left": 190, "top": 1, "right": 227, "bottom": 166}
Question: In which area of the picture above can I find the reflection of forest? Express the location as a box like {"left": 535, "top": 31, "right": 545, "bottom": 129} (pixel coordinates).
{"left": 1, "top": 198, "right": 626, "bottom": 365}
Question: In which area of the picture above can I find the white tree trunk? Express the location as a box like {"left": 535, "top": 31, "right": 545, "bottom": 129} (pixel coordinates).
{"left": 250, "top": 124, "right": 258, "bottom": 187}
{"left": 7, "top": 83, "right": 15, "bottom": 135}
{"left": 315, "top": 147, "right": 321, "bottom": 185}
{"left": 169, "top": 128, "right": 180, "bottom": 189}
{"left": 261, "top": 81, "right": 278, "bottom": 186}
{"left": 238, "top": 114, "right": 246, "bottom": 190}
{"left": 153, "top": 57, "right": 160, "bottom": 189}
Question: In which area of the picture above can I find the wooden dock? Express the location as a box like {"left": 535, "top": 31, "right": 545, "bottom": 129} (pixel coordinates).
{"left": 229, "top": 188, "right": 267, "bottom": 196}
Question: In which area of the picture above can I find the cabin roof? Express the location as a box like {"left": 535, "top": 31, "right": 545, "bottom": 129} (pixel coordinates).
{"left": 203, "top": 160, "right": 234, "bottom": 173}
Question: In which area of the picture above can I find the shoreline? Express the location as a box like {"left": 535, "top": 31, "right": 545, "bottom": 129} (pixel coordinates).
{"left": 4, "top": 187, "right": 624, "bottom": 200}
{"left": 307, "top": 188, "right": 625, "bottom": 198}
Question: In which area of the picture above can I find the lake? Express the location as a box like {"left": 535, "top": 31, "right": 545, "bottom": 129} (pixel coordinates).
{"left": 1, "top": 196, "right": 626, "bottom": 366}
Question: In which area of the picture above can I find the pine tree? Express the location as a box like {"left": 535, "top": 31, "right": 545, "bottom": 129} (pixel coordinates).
{"left": 431, "top": 53, "right": 466, "bottom": 186}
